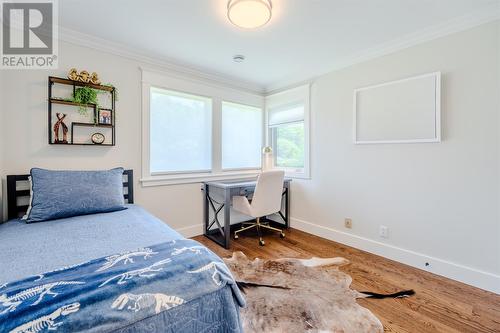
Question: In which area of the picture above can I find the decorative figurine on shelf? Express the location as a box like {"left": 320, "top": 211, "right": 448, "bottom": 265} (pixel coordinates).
{"left": 53, "top": 113, "right": 68, "bottom": 144}
{"left": 78, "top": 70, "right": 90, "bottom": 83}
{"left": 90, "top": 72, "right": 101, "bottom": 85}
{"left": 67, "top": 68, "right": 102, "bottom": 85}
{"left": 68, "top": 68, "right": 79, "bottom": 81}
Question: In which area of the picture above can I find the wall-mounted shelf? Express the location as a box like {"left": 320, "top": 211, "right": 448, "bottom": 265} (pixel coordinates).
{"left": 49, "top": 76, "right": 114, "bottom": 92}
{"left": 50, "top": 98, "right": 96, "bottom": 108}
{"left": 48, "top": 76, "right": 116, "bottom": 146}
{"left": 72, "top": 122, "right": 113, "bottom": 128}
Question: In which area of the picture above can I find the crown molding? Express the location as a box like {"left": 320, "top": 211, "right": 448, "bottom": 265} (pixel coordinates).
{"left": 265, "top": 3, "right": 500, "bottom": 93}
{"left": 58, "top": 27, "right": 266, "bottom": 95}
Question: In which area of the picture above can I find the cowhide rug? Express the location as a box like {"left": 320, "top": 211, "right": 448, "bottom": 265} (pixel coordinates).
{"left": 224, "top": 252, "right": 387, "bottom": 333}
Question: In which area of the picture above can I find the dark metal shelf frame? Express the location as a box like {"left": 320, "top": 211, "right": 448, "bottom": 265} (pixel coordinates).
{"left": 48, "top": 76, "right": 116, "bottom": 146}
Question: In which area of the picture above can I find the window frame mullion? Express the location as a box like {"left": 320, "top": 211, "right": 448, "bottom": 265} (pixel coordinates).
{"left": 212, "top": 97, "right": 222, "bottom": 174}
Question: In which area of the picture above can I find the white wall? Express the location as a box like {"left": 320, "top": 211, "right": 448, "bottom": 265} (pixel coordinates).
{"left": 0, "top": 75, "right": 4, "bottom": 220}
{"left": 0, "top": 41, "right": 237, "bottom": 234}
{"left": 290, "top": 21, "right": 500, "bottom": 292}
{"left": 497, "top": 21, "right": 500, "bottom": 280}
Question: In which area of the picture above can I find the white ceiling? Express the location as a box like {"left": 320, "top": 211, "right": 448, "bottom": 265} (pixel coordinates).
{"left": 59, "top": 0, "right": 499, "bottom": 92}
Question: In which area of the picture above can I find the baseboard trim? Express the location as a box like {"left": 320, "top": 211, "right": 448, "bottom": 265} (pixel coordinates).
{"left": 291, "top": 217, "right": 500, "bottom": 294}
{"left": 176, "top": 224, "right": 204, "bottom": 238}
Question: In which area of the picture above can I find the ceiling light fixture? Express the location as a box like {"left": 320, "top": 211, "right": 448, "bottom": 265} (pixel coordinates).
{"left": 227, "top": 0, "right": 272, "bottom": 29}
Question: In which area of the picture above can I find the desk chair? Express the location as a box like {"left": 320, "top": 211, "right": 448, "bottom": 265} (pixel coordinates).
{"left": 233, "top": 170, "right": 286, "bottom": 246}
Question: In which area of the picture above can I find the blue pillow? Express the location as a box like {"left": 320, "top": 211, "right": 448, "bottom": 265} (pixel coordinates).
{"left": 24, "top": 168, "right": 126, "bottom": 222}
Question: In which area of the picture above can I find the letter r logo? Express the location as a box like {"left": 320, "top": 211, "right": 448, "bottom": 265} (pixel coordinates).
{"left": 2, "top": 2, "right": 53, "bottom": 54}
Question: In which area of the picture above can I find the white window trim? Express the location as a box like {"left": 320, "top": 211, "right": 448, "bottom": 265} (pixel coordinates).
{"left": 141, "top": 169, "right": 262, "bottom": 187}
{"left": 265, "top": 84, "right": 311, "bottom": 179}
{"left": 141, "top": 67, "right": 264, "bottom": 186}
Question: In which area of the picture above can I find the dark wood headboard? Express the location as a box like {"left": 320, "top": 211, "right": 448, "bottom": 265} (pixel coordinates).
{"left": 6, "top": 169, "right": 134, "bottom": 220}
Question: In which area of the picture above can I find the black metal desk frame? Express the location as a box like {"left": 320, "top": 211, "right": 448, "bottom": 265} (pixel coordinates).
{"left": 203, "top": 178, "right": 291, "bottom": 249}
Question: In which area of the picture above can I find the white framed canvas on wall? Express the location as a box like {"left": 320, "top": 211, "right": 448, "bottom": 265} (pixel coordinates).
{"left": 353, "top": 72, "right": 441, "bottom": 144}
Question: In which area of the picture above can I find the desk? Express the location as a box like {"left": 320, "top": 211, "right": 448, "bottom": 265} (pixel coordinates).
{"left": 203, "top": 177, "right": 292, "bottom": 249}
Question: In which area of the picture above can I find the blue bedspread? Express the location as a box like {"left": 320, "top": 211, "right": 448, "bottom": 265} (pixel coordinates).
{"left": 0, "top": 205, "right": 182, "bottom": 283}
{"left": 0, "top": 239, "right": 245, "bottom": 333}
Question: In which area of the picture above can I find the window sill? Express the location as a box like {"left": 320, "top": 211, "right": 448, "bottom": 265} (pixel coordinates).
{"left": 140, "top": 170, "right": 261, "bottom": 187}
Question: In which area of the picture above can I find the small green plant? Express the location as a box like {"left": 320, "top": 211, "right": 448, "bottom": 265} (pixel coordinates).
{"left": 73, "top": 86, "right": 98, "bottom": 115}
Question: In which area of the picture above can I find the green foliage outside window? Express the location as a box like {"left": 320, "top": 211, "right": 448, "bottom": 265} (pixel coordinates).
{"left": 276, "top": 122, "right": 304, "bottom": 168}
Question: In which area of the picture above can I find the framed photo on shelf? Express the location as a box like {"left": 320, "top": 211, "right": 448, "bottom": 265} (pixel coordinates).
{"left": 98, "top": 109, "right": 112, "bottom": 125}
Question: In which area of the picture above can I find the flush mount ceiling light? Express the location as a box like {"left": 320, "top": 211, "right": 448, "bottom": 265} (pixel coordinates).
{"left": 227, "top": 0, "right": 272, "bottom": 29}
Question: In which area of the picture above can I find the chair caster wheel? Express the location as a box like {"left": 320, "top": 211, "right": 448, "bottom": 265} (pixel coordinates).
{"left": 280, "top": 232, "right": 285, "bottom": 238}
{"left": 234, "top": 234, "right": 239, "bottom": 239}
{"left": 259, "top": 239, "right": 265, "bottom": 246}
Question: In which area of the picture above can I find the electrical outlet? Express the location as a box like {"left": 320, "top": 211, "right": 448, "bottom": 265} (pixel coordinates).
{"left": 344, "top": 218, "right": 352, "bottom": 229}
{"left": 379, "top": 225, "right": 388, "bottom": 238}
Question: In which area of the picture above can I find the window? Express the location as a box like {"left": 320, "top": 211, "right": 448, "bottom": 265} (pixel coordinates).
{"left": 269, "top": 104, "right": 305, "bottom": 171}
{"left": 150, "top": 87, "right": 212, "bottom": 174}
{"left": 274, "top": 121, "right": 305, "bottom": 169}
{"left": 266, "top": 85, "right": 310, "bottom": 178}
{"left": 222, "top": 101, "right": 262, "bottom": 170}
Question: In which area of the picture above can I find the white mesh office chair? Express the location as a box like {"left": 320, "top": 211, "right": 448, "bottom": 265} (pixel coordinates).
{"left": 233, "top": 170, "right": 286, "bottom": 246}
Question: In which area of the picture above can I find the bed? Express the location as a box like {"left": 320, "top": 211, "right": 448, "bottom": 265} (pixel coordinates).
{"left": 1, "top": 170, "right": 244, "bottom": 333}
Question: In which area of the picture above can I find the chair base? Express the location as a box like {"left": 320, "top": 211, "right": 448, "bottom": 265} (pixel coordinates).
{"left": 234, "top": 217, "right": 285, "bottom": 246}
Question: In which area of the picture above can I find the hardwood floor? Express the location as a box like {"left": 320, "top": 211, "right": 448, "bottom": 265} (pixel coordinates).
{"left": 193, "top": 228, "right": 500, "bottom": 333}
